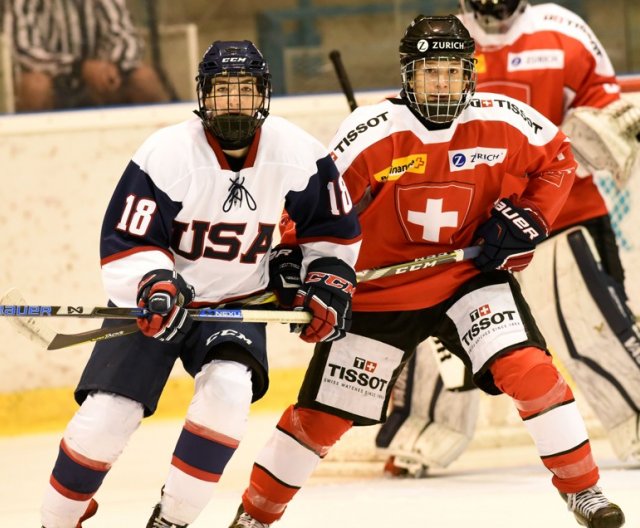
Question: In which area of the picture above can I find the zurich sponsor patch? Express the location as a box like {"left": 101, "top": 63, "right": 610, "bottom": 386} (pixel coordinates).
{"left": 448, "top": 148, "right": 507, "bottom": 172}
{"left": 507, "top": 50, "right": 564, "bottom": 71}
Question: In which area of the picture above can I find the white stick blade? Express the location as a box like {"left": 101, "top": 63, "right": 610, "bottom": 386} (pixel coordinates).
{"left": 0, "top": 288, "right": 56, "bottom": 347}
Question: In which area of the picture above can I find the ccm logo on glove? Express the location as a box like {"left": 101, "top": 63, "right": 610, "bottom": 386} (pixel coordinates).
{"left": 293, "top": 257, "right": 356, "bottom": 343}
{"left": 305, "top": 271, "right": 356, "bottom": 295}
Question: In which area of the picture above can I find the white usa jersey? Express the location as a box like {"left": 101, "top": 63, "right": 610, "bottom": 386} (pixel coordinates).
{"left": 100, "top": 115, "right": 361, "bottom": 307}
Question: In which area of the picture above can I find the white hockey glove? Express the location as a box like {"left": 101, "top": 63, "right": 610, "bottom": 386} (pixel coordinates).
{"left": 562, "top": 99, "right": 640, "bottom": 187}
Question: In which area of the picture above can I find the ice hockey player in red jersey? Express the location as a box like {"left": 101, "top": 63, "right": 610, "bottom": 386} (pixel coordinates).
{"left": 38, "top": 40, "right": 361, "bottom": 528}
{"left": 380, "top": 0, "right": 640, "bottom": 496}
{"left": 228, "top": 15, "right": 625, "bottom": 528}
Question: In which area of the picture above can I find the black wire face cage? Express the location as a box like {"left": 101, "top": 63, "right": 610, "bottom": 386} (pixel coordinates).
{"left": 401, "top": 56, "right": 477, "bottom": 124}
{"left": 197, "top": 72, "right": 271, "bottom": 149}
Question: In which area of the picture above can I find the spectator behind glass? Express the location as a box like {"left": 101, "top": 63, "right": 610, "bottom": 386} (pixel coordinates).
{"left": 8, "top": 0, "right": 170, "bottom": 111}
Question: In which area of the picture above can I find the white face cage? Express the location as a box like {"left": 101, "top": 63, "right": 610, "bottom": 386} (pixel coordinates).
{"left": 401, "top": 56, "right": 477, "bottom": 124}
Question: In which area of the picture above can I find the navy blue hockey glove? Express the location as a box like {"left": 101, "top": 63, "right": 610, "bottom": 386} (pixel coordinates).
{"left": 473, "top": 198, "right": 548, "bottom": 272}
{"left": 293, "top": 257, "right": 356, "bottom": 343}
{"left": 268, "top": 245, "right": 303, "bottom": 309}
{"left": 136, "top": 269, "right": 195, "bottom": 343}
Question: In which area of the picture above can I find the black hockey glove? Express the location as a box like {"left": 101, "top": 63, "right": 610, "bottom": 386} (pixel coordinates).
{"left": 268, "top": 245, "right": 303, "bottom": 309}
{"left": 136, "top": 269, "right": 195, "bottom": 343}
{"left": 293, "top": 257, "right": 356, "bottom": 343}
{"left": 473, "top": 198, "right": 548, "bottom": 272}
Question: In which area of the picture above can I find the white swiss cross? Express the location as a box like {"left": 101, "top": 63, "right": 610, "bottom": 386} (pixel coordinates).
{"left": 407, "top": 198, "right": 458, "bottom": 242}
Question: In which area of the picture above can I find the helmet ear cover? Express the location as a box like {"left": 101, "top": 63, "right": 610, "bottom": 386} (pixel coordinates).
{"left": 196, "top": 40, "right": 272, "bottom": 149}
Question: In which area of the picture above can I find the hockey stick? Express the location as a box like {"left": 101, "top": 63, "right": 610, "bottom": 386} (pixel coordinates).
{"left": 329, "top": 50, "right": 358, "bottom": 112}
{"left": 0, "top": 288, "right": 57, "bottom": 348}
{"left": 0, "top": 289, "right": 278, "bottom": 350}
{"left": 355, "top": 246, "right": 481, "bottom": 282}
{"left": 0, "top": 305, "right": 309, "bottom": 323}
{"left": 2, "top": 246, "right": 480, "bottom": 349}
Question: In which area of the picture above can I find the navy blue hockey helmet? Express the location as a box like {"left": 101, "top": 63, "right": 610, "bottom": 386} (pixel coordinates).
{"left": 399, "top": 15, "right": 477, "bottom": 123}
{"left": 196, "top": 40, "right": 271, "bottom": 148}
{"left": 460, "top": 0, "right": 528, "bottom": 32}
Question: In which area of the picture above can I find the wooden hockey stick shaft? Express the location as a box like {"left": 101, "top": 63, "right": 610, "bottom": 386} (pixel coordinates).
{"left": 329, "top": 50, "right": 358, "bottom": 112}
{"left": 355, "top": 246, "right": 481, "bottom": 282}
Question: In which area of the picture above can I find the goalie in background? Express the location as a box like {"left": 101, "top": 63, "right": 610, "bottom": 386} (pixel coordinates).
{"left": 380, "top": 0, "right": 640, "bottom": 482}
{"left": 228, "top": 15, "right": 625, "bottom": 528}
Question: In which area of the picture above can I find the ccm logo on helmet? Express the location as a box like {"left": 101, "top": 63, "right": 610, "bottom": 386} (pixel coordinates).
{"left": 495, "top": 201, "right": 541, "bottom": 240}
{"left": 222, "top": 57, "right": 247, "bottom": 63}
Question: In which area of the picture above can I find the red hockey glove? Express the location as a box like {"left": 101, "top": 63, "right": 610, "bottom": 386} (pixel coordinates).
{"left": 293, "top": 257, "right": 356, "bottom": 343}
{"left": 268, "top": 245, "right": 303, "bottom": 309}
{"left": 473, "top": 198, "right": 548, "bottom": 272}
{"left": 136, "top": 269, "right": 195, "bottom": 343}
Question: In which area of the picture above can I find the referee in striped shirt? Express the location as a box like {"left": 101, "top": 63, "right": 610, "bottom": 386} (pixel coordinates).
{"left": 8, "top": 0, "right": 170, "bottom": 111}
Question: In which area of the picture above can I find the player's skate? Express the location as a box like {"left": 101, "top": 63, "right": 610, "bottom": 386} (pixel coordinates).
{"left": 229, "top": 504, "right": 271, "bottom": 528}
{"left": 383, "top": 455, "right": 429, "bottom": 478}
{"left": 561, "top": 486, "right": 625, "bottom": 527}
{"left": 145, "top": 503, "right": 188, "bottom": 528}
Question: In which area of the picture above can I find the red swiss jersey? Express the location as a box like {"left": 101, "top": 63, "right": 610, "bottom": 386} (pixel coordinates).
{"left": 328, "top": 95, "right": 576, "bottom": 311}
{"left": 459, "top": 3, "right": 620, "bottom": 230}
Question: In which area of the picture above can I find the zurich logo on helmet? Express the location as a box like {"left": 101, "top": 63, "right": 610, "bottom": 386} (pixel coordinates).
{"left": 417, "top": 39, "right": 430, "bottom": 52}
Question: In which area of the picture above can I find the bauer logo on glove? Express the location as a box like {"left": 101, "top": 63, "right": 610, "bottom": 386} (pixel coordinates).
{"left": 473, "top": 197, "right": 548, "bottom": 273}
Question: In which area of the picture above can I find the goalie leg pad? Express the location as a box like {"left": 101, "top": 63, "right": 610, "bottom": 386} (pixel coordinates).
{"left": 376, "top": 339, "right": 479, "bottom": 470}
{"left": 517, "top": 227, "right": 640, "bottom": 460}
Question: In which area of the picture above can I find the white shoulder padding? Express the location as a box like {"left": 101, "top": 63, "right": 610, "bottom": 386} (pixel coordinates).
{"left": 562, "top": 99, "right": 640, "bottom": 186}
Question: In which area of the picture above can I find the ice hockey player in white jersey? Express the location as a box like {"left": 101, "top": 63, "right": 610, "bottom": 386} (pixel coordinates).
{"left": 39, "top": 40, "right": 361, "bottom": 528}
